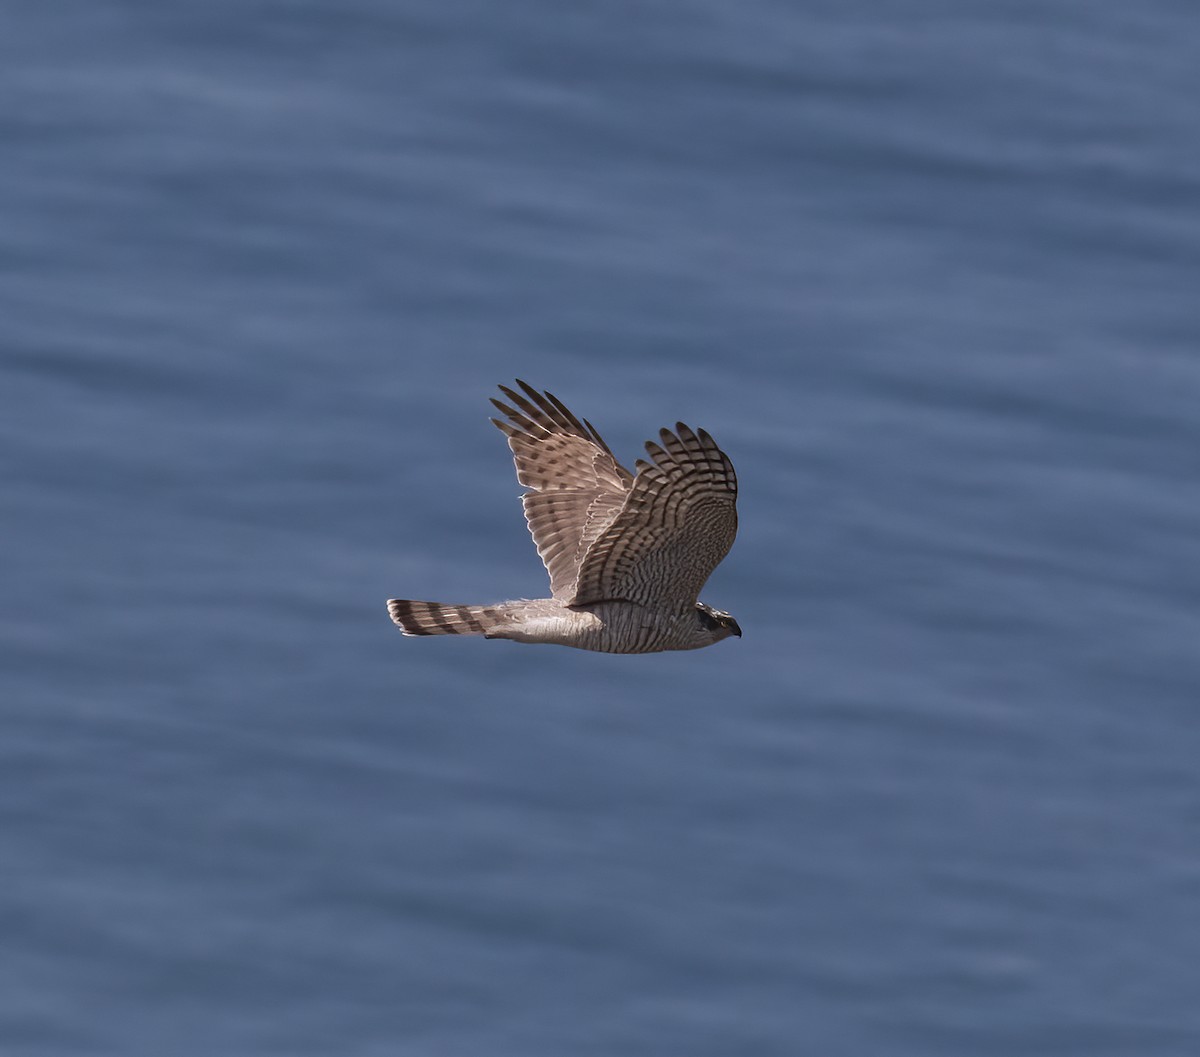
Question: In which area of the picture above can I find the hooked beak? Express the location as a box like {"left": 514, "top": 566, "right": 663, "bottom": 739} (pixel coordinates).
{"left": 729, "top": 619, "right": 742, "bottom": 638}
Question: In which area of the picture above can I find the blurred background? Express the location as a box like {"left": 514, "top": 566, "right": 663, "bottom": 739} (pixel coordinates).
{"left": 3, "top": 0, "right": 1199, "bottom": 1053}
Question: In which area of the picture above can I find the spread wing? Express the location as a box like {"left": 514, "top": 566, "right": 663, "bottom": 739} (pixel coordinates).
{"left": 491, "top": 381, "right": 634, "bottom": 600}
{"left": 571, "top": 423, "right": 737, "bottom": 608}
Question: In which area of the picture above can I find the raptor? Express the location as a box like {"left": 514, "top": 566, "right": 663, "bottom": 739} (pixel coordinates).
{"left": 387, "top": 381, "right": 740, "bottom": 653}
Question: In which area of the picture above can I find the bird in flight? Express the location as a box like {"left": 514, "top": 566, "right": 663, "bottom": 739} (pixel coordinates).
{"left": 387, "top": 380, "right": 740, "bottom": 653}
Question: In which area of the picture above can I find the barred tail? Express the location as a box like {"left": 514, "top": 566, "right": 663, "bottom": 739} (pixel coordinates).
{"left": 387, "top": 599, "right": 502, "bottom": 638}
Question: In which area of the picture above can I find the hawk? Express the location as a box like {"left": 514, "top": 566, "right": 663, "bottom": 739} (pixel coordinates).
{"left": 387, "top": 380, "right": 740, "bottom": 653}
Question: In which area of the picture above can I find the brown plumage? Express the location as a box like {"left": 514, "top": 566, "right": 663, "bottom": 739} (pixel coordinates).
{"left": 387, "top": 381, "right": 740, "bottom": 653}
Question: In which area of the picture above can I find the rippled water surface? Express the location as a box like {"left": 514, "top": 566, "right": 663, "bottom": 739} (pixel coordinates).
{"left": 4, "top": 1, "right": 1199, "bottom": 1053}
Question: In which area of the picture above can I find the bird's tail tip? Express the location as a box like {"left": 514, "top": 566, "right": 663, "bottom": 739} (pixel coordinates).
{"left": 387, "top": 599, "right": 498, "bottom": 637}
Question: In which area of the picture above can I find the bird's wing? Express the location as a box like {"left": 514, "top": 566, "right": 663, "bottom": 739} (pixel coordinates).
{"left": 570, "top": 423, "right": 737, "bottom": 608}
{"left": 491, "top": 380, "right": 634, "bottom": 601}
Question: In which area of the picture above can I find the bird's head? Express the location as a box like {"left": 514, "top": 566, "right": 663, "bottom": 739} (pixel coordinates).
{"left": 695, "top": 602, "right": 742, "bottom": 644}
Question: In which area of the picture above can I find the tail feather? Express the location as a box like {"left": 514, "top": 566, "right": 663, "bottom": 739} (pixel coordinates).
{"left": 387, "top": 599, "right": 501, "bottom": 637}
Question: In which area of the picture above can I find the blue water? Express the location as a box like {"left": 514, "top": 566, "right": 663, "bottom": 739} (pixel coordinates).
{"left": 4, "top": 1, "right": 1199, "bottom": 1053}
